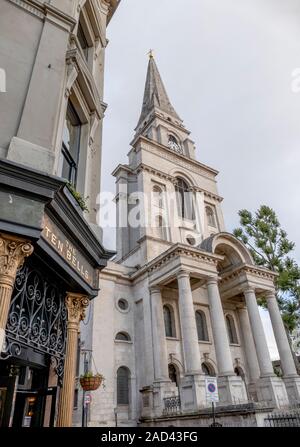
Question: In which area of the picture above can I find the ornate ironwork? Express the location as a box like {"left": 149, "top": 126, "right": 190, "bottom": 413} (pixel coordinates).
{"left": 1, "top": 262, "right": 67, "bottom": 381}
{"left": 163, "top": 396, "right": 181, "bottom": 415}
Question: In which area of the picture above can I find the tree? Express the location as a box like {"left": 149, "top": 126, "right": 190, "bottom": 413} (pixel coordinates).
{"left": 233, "top": 205, "right": 300, "bottom": 369}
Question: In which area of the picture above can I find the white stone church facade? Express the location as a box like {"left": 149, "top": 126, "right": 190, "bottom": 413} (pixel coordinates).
{"left": 88, "top": 55, "right": 300, "bottom": 427}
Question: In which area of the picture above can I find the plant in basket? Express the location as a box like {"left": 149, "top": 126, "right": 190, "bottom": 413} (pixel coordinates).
{"left": 80, "top": 371, "right": 105, "bottom": 391}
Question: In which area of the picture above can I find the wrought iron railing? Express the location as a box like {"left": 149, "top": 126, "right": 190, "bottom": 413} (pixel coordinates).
{"left": 264, "top": 410, "right": 300, "bottom": 427}
{"left": 163, "top": 396, "right": 181, "bottom": 415}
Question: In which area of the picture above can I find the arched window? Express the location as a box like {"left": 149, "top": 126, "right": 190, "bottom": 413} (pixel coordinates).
{"left": 115, "top": 332, "right": 131, "bottom": 342}
{"left": 201, "top": 362, "right": 216, "bottom": 376}
{"left": 168, "top": 364, "right": 179, "bottom": 387}
{"left": 153, "top": 185, "right": 164, "bottom": 208}
{"left": 195, "top": 311, "right": 209, "bottom": 342}
{"left": 234, "top": 366, "right": 245, "bottom": 381}
{"left": 117, "top": 367, "right": 130, "bottom": 405}
{"left": 226, "top": 315, "right": 238, "bottom": 344}
{"left": 206, "top": 206, "right": 216, "bottom": 227}
{"left": 175, "top": 178, "right": 194, "bottom": 220}
{"left": 155, "top": 215, "right": 168, "bottom": 240}
{"left": 163, "top": 305, "right": 176, "bottom": 338}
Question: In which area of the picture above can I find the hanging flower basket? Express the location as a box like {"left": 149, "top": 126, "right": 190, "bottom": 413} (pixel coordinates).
{"left": 80, "top": 372, "right": 105, "bottom": 391}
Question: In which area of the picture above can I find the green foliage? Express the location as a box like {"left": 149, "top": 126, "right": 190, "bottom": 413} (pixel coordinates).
{"left": 233, "top": 205, "right": 300, "bottom": 334}
{"left": 80, "top": 371, "right": 104, "bottom": 380}
{"left": 66, "top": 182, "right": 89, "bottom": 213}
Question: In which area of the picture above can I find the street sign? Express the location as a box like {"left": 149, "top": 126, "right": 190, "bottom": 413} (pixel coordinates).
{"left": 84, "top": 393, "right": 92, "bottom": 406}
{"left": 205, "top": 376, "right": 219, "bottom": 403}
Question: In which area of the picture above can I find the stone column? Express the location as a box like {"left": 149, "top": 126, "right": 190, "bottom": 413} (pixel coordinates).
{"left": 56, "top": 293, "right": 89, "bottom": 427}
{"left": 150, "top": 287, "right": 169, "bottom": 381}
{"left": 177, "top": 271, "right": 201, "bottom": 373}
{"left": 266, "top": 291, "right": 297, "bottom": 377}
{"left": 237, "top": 306, "right": 260, "bottom": 383}
{"left": 206, "top": 278, "right": 234, "bottom": 376}
{"left": 176, "top": 272, "right": 207, "bottom": 412}
{"left": 0, "top": 233, "right": 34, "bottom": 352}
{"left": 266, "top": 291, "right": 300, "bottom": 403}
{"left": 243, "top": 288, "right": 274, "bottom": 377}
{"left": 243, "top": 287, "right": 289, "bottom": 407}
{"left": 207, "top": 278, "right": 248, "bottom": 404}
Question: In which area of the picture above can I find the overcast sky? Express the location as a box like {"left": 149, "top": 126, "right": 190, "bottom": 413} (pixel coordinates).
{"left": 101, "top": 0, "right": 300, "bottom": 359}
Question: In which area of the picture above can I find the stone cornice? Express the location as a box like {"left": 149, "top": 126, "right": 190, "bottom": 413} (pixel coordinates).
{"left": 112, "top": 162, "right": 223, "bottom": 202}
{"left": 220, "top": 263, "right": 278, "bottom": 285}
{"left": 130, "top": 244, "right": 223, "bottom": 280}
{"left": 134, "top": 136, "right": 219, "bottom": 180}
{"left": 8, "top": 0, "right": 77, "bottom": 32}
{"left": 8, "top": 0, "right": 44, "bottom": 19}
{"left": 106, "top": 0, "right": 121, "bottom": 24}
{"left": 66, "top": 44, "right": 104, "bottom": 118}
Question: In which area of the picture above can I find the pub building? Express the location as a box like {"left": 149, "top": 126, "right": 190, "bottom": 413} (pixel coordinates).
{"left": 0, "top": 0, "right": 120, "bottom": 427}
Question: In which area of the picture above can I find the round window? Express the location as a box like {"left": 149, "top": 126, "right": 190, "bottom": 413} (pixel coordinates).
{"left": 186, "top": 235, "right": 196, "bottom": 246}
{"left": 118, "top": 298, "right": 129, "bottom": 311}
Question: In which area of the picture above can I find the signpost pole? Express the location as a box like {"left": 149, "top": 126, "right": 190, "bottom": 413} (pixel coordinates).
{"left": 212, "top": 401, "right": 216, "bottom": 425}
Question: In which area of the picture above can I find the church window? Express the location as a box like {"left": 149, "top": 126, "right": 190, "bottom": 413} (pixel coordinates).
{"left": 155, "top": 215, "right": 168, "bottom": 240}
{"left": 115, "top": 332, "right": 131, "bottom": 342}
{"left": 77, "top": 21, "right": 89, "bottom": 61}
{"left": 186, "top": 235, "right": 196, "bottom": 246}
{"left": 226, "top": 314, "right": 238, "bottom": 344}
{"left": 196, "top": 310, "right": 209, "bottom": 342}
{"left": 175, "top": 178, "right": 194, "bottom": 220}
{"left": 62, "top": 101, "right": 82, "bottom": 187}
{"left": 153, "top": 185, "right": 164, "bottom": 208}
{"left": 168, "top": 364, "right": 179, "bottom": 387}
{"left": 118, "top": 298, "right": 129, "bottom": 311}
{"left": 234, "top": 366, "right": 245, "bottom": 381}
{"left": 206, "top": 206, "right": 217, "bottom": 228}
{"left": 117, "top": 367, "right": 130, "bottom": 405}
{"left": 163, "top": 305, "right": 176, "bottom": 338}
{"left": 202, "top": 362, "right": 216, "bottom": 376}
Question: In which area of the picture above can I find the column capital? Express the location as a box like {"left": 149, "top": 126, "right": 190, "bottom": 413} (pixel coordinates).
{"left": 65, "top": 293, "right": 89, "bottom": 326}
{"left": 264, "top": 290, "right": 277, "bottom": 300}
{"left": 242, "top": 286, "right": 256, "bottom": 295}
{"left": 206, "top": 276, "right": 219, "bottom": 286}
{"left": 149, "top": 286, "right": 161, "bottom": 295}
{"left": 0, "top": 233, "right": 34, "bottom": 283}
{"left": 176, "top": 270, "right": 190, "bottom": 280}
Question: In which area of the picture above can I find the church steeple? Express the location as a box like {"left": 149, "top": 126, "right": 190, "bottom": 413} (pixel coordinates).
{"left": 135, "top": 54, "right": 182, "bottom": 131}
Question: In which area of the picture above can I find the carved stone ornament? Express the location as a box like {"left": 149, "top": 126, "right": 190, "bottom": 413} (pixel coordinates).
{"left": 65, "top": 293, "right": 90, "bottom": 325}
{"left": 0, "top": 234, "right": 34, "bottom": 279}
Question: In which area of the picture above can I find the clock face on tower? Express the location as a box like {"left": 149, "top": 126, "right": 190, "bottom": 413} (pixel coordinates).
{"left": 168, "top": 135, "right": 183, "bottom": 154}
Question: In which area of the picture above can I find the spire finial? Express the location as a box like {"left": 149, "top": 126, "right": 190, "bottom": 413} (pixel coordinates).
{"left": 148, "top": 49, "right": 154, "bottom": 59}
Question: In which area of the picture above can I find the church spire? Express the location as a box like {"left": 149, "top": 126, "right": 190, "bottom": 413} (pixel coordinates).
{"left": 135, "top": 53, "right": 182, "bottom": 131}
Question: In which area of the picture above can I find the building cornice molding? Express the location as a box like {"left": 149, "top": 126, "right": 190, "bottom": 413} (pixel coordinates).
{"left": 134, "top": 136, "right": 219, "bottom": 181}
{"left": 66, "top": 43, "right": 104, "bottom": 119}
{"left": 129, "top": 243, "right": 223, "bottom": 280}
{"left": 220, "top": 263, "right": 278, "bottom": 285}
{"left": 7, "top": 0, "right": 44, "bottom": 19}
{"left": 114, "top": 162, "right": 223, "bottom": 203}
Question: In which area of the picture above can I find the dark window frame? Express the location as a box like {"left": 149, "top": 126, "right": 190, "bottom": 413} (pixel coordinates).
{"left": 62, "top": 101, "right": 82, "bottom": 187}
{"left": 195, "top": 310, "right": 209, "bottom": 342}
{"left": 117, "top": 367, "right": 130, "bottom": 405}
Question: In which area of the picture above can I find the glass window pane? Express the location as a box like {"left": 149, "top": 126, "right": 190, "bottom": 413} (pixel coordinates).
{"left": 117, "top": 367, "right": 129, "bottom": 405}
